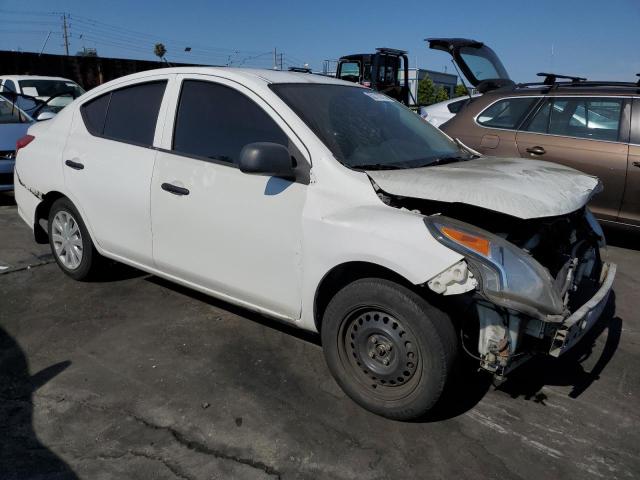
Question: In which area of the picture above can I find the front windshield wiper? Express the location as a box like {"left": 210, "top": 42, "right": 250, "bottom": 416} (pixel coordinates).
{"left": 416, "top": 154, "right": 479, "bottom": 168}
{"left": 350, "top": 163, "right": 406, "bottom": 171}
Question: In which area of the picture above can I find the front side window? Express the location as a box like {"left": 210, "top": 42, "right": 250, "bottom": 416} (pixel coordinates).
{"left": 172, "top": 80, "right": 288, "bottom": 164}
{"left": 271, "top": 84, "right": 467, "bottom": 169}
{"left": 81, "top": 81, "right": 166, "bottom": 146}
{"left": 477, "top": 97, "right": 538, "bottom": 130}
{"left": 525, "top": 97, "right": 623, "bottom": 142}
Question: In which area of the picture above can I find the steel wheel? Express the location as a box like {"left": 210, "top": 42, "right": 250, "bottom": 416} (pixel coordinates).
{"left": 339, "top": 307, "right": 422, "bottom": 401}
{"left": 51, "top": 210, "right": 83, "bottom": 270}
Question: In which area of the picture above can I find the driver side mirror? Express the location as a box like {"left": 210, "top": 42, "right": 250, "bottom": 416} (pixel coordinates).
{"left": 238, "top": 142, "right": 295, "bottom": 179}
{"left": 36, "top": 111, "right": 56, "bottom": 121}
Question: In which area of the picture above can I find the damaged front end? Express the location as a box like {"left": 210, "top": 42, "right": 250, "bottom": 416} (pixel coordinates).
{"left": 382, "top": 187, "right": 615, "bottom": 378}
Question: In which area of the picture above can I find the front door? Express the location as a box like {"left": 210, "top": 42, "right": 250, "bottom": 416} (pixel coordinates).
{"left": 515, "top": 96, "right": 630, "bottom": 221}
{"left": 63, "top": 78, "right": 169, "bottom": 265}
{"left": 150, "top": 75, "right": 308, "bottom": 319}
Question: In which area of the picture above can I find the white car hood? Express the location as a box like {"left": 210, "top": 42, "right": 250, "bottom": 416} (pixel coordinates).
{"left": 366, "top": 157, "right": 601, "bottom": 219}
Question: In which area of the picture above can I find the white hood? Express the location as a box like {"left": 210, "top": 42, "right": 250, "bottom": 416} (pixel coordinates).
{"left": 366, "top": 157, "right": 601, "bottom": 219}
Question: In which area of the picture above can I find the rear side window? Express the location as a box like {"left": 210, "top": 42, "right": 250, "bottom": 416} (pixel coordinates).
{"left": 81, "top": 81, "right": 166, "bottom": 146}
{"left": 447, "top": 98, "right": 468, "bottom": 114}
{"left": 81, "top": 94, "right": 110, "bottom": 135}
{"left": 477, "top": 97, "right": 537, "bottom": 130}
{"left": 524, "top": 97, "right": 623, "bottom": 142}
{"left": 172, "top": 80, "right": 288, "bottom": 164}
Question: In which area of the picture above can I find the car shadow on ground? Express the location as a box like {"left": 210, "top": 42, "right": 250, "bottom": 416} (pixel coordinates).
{"left": 146, "top": 276, "right": 322, "bottom": 346}
{"left": 81, "top": 264, "right": 618, "bottom": 424}
{"left": 604, "top": 225, "right": 640, "bottom": 250}
{"left": 426, "top": 292, "right": 621, "bottom": 421}
{"left": 0, "top": 192, "right": 16, "bottom": 207}
{"left": 0, "top": 326, "right": 78, "bottom": 479}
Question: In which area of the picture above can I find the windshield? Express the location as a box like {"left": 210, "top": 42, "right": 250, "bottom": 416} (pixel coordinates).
{"left": 18, "top": 79, "right": 85, "bottom": 98}
{"left": 270, "top": 84, "right": 466, "bottom": 169}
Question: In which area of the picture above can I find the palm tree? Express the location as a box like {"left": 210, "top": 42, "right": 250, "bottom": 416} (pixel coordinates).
{"left": 154, "top": 43, "right": 168, "bottom": 64}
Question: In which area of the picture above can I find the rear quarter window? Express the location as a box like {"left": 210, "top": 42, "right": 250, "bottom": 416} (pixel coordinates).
{"left": 476, "top": 97, "right": 538, "bottom": 130}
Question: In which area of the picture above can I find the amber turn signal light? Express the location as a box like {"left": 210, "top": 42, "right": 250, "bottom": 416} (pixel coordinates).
{"left": 441, "top": 226, "right": 491, "bottom": 257}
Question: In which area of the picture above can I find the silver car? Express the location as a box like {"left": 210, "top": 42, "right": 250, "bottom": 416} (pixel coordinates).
{"left": 0, "top": 95, "right": 33, "bottom": 191}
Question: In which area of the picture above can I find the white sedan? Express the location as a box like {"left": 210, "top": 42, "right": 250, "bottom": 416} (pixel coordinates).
{"left": 420, "top": 94, "right": 481, "bottom": 127}
{"left": 14, "top": 67, "right": 614, "bottom": 419}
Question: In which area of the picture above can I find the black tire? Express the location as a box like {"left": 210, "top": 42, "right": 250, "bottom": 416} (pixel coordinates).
{"left": 321, "top": 278, "right": 458, "bottom": 420}
{"left": 47, "top": 197, "right": 101, "bottom": 281}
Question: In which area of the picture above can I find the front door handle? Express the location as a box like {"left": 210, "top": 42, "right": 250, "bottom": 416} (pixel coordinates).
{"left": 161, "top": 182, "right": 190, "bottom": 196}
{"left": 633, "top": 161, "right": 640, "bottom": 168}
{"left": 526, "top": 146, "right": 546, "bottom": 156}
{"left": 65, "top": 159, "right": 84, "bottom": 170}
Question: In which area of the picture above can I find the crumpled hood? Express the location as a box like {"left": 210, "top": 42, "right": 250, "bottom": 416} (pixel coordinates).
{"left": 366, "top": 157, "right": 601, "bottom": 219}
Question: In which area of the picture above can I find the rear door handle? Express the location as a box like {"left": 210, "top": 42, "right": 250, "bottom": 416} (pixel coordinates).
{"left": 65, "top": 159, "right": 84, "bottom": 170}
{"left": 633, "top": 161, "right": 640, "bottom": 168}
{"left": 526, "top": 146, "right": 546, "bottom": 155}
{"left": 161, "top": 182, "right": 190, "bottom": 196}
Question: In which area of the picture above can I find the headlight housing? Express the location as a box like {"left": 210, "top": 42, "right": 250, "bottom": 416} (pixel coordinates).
{"left": 425, "top": 216, "right": 565, "bottom": 317}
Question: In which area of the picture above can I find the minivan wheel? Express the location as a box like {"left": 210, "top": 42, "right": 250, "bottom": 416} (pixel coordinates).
{"left": 321, "top": 278, "right": 457, "bottom": 420}
{"left": 48, "top": 198, "right": 100, "bottom": 280}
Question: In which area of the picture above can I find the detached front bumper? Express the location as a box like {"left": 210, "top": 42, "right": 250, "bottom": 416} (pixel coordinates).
{"left": 549, "top": 261, "right": 616, "bottom": 357}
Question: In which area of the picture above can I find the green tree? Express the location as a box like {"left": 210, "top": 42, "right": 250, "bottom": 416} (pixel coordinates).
{"left": 154, "top": 43, "right": 167, "bottom": 63}
{"left": 417, "top": 74, "right": 436, "bottom": 105}
{"left": 435, "top": 86, "right": 449, "bottom": 103}
{"left": 454, "top": 84, "right": 469, "bottom": 97}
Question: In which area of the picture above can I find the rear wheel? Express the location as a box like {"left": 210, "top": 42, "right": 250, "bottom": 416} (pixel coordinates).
{"left": 48, "top": 198, "right": 101, "bottom": 280}
{"left": 321, "top": 278, "right": 457, "bottom": 420}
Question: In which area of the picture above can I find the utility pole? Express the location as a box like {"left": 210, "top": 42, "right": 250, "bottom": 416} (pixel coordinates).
{"left": 279, "top": 53, "right": 283, "bottom": 71}
{"left": 273, "top": 47, "right": 277, "bottom": 70}
{"left": 62, "top": 13, "right": 70, "bottom": 56}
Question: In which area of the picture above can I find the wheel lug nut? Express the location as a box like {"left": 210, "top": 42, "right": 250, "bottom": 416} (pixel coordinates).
{"left": 382, "top": 358, "right": 389, "bottom": 366}
{"left": 370, "top": 336, "right": 377, "bottom": 344}
{"left": 368, "top": 351, "right": 375, "bottom": 358}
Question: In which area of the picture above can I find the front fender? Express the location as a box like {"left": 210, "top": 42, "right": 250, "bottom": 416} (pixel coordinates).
{"left": 299, "top": 204, "right": 463, "bottom": 330}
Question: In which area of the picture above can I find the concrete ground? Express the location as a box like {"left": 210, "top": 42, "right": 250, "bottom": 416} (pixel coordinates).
{"left": 1, "top": 191, "right": 639, "bottom": 480}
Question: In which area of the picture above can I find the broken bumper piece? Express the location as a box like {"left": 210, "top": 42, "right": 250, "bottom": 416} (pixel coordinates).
{"left": 549, "top": 262, "right": 616, "bottom": 357}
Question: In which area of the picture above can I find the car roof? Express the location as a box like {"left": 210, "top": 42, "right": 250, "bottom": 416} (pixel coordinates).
{"left": 103, "top": 67, "right": 355, "bottom": 88}
{"left": 0, "top": 75, "right": 79, "bottom": 83}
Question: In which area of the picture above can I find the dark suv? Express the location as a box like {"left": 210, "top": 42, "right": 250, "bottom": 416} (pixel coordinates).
{"left": 428, "top": 38, "right": 640, "bottom": 228}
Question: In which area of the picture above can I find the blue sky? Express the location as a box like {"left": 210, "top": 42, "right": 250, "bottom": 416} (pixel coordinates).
{"left": 1, "top": 0, "right": 638, "bottom": 83}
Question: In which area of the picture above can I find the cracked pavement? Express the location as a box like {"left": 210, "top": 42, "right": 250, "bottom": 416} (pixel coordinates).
{"left": 1, "top": 194, "right": 639, "bottom": 479}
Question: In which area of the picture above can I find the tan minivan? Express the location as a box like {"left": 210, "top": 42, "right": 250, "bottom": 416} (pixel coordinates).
{"left": 428, "top": 38, "right": 640, "bottom": 228}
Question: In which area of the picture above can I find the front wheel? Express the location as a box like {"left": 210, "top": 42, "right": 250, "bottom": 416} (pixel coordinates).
{"left": 48, "top": 198, "right": 101, "bottom": 281}
{"left": 321, "top": 278, "right": 457, "bottom": 420}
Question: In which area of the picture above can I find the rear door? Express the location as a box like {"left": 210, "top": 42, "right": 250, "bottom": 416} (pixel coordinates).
{"left": 465, "top": 96, "right": 539, "bottom": 156}
{"left": 515, "top": 96, "right": 630, "bottom": 221}
{"left": 62, "top": 76, "right": 170, "bottom": 265}
{"left": 620, "top": 98, "right": 640, "bottom": 225}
